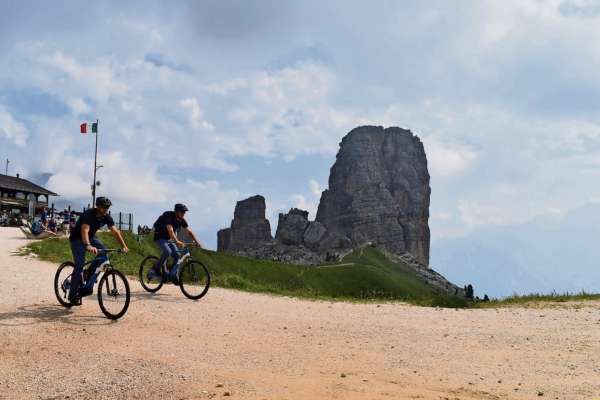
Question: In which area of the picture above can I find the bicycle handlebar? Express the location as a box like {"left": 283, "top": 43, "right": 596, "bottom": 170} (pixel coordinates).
{"left": 97, "top": 248, "right": 126, "bottom": 254}
{"left": 168, "top": 240, "right": 199, "bottom": 247}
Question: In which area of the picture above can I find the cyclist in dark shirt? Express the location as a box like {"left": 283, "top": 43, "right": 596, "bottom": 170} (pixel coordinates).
{"left": 68, "top": 197, "right": 129, "bottom": 305}
{"left": 148, "top": 203, "right": 202, "bottom": 282}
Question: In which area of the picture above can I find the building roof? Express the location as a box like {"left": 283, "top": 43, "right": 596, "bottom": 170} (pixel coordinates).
{"left": 0, "top": 174, "right": 58, "bottom": 196}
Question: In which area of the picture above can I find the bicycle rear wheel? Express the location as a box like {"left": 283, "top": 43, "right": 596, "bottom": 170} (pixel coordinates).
{"left": 139, "top": 255, "right": 164, "bottom": 293}
{"left": 98, "top": 269, "right": 130, "bottom": 320}
{"left": 54, "top": 261, "right": 75, "bottom": 307}
{"left": 179, "top": 260, "right": 211, "bottom": 300}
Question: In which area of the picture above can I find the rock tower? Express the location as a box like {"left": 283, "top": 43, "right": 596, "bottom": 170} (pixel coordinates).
{"left": 316, "top": 126, "right": 430, "bottom": 264}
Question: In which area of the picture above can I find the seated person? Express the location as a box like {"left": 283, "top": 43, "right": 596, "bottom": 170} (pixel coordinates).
{"left": 30, "top": 220, "right": 42, "bottom": 235}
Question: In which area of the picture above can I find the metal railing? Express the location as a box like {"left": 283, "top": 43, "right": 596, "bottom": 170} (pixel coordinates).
{"left": 114, "top": 212, "right": 133, "bottom": 232}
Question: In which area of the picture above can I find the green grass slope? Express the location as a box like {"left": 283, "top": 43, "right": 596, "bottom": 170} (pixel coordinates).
{"left": 474, "top": 291, "right": 600, "bottom": 308}
{"left": 21, "top": 231, "right": 468, "bottom": 308}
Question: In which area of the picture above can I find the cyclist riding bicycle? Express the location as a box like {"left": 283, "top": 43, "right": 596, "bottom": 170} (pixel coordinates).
{"left": 68, "top": 196, "right": 129, "bottom": 305}
{"left": 148, "top": 203, "right": 202, "bottom": 283}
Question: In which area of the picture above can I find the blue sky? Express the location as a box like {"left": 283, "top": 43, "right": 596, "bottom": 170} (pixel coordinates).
{"left": 2, "top": 0, "right": 600, "bottom": 266}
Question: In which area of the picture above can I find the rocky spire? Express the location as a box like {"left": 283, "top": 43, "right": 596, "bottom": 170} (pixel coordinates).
{"left": 217, "top": 195, "right": 272, "bottom": 252}
{"left": 316, "top": 125, "right": 431, "bottom": 264}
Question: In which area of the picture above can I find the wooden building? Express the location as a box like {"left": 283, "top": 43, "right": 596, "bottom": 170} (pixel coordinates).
{"left": 0, "top": 173, "right": 58, "bottom": 217}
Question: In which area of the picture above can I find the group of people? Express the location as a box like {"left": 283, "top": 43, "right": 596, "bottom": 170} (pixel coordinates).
{"left": 30, "top": 208, "right": 78, "bottom": 236}
{"left": 137, "top": 224, "right": 152, "bottom": 235}
{"left": 67, "top": 197, "right": 202, "bottom": 305}
{"left": 1, "top": 210, "right": 27, "bottom": 227}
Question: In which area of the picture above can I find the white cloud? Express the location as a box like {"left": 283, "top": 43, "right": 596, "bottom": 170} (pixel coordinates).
{"left": 221, "top": 61, "right": 359, "bottom": 161}
{"left": 41, "top": 51, "right": 129, "bottom": 101}
{"left": 179, "top": 179, "right": 240, "bottom": 230}
{"left": 458, "top": 200, "right": 511, "bottom": 227}
{"left": 179, "top": 97, "right": 214, "bottom": 130}
{"left": 289, "top": 193, "right": 317, "bottom": 219}
{"left": 284, "top": 179, "right": 325, "bottom": 220}
{"left": 0, "top": 106, "right": 28, "bottom": 146}
{"left": 46, "top": 173, "right": 90, "bottom": 199}
{"left": 424, "top": 138, "right": 478, "bottom": 178}
{"left": 204, "top": 78, "right": 248, "bottom": 95}
{"left": 96, "top": 152, "right": 170, "bottom": 204}
{"left": 67, "top": 97, "right": 90, "bottom": 115}
{"left": 0, "top": 46, "right": 444, "bottom": 181}
{"left": 431, "top": 211, "right": 452, "bottom": 222}
{"left": 309, "top": 179, "right": 323, "bottom": 197}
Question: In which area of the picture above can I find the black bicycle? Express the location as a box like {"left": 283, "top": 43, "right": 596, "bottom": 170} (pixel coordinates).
{"left": 138, "top": 242, "right": 210, "bottom": 300}
{"left": 54, "top": 249, "right": 131, "bottom": 320}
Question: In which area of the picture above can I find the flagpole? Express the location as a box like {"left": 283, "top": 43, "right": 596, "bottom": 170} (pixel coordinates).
{"left": 92, "top": 119, "right": 99, "bottom": 207}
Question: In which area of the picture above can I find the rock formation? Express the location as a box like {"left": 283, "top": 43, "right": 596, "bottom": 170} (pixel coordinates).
{"left": 275, "top": 208, "right": 309, "bottom": 245}
{"left": 217, "top": 195, "right": 272, "bottom": 252}
{"left": 316, "top": 126, "right": 430, "bottom": 264}
{"left": 218, "top": 126, "right": 430, "bottom": 265}
{"left": 219, "top": 203, "right": 350, "bottom": 264}
{"left": 214, "top": 126, "right": 467, "bottom": 297}
{"left": 302, "top": 221, "right": 327, "bottom": 251}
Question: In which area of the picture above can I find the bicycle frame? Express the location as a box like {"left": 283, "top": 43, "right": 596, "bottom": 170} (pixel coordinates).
{"left": 82, "top": 249, "right": 121, "bottom": 283}
{"left": 173, "top": 248, "right": 191, "bottom": 267}
{"left": 166, "top": 241, "right": 195, "bottom": 271}
{"left": 83, "top": 254, "right": 112, "bottom": 274}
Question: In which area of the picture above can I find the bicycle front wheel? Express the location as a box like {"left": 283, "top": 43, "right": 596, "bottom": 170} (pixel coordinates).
{"left": 54, "top": 261, "right": 76, "bottom": 307}
{"left": 98, "top": 269, "right": 130, "bottom": 320}
{"left": 179, "top": 260, "right": 211, "bottom": 300}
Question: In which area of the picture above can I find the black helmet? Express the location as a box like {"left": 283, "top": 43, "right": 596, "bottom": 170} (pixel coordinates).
{"left": 174, "top": 203, "right": 188, "bottom": 212}
{"left": 96, "top": 196, "right": 112, "bottom": 208}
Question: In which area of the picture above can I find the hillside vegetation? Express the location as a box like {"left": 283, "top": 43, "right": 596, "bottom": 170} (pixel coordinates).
{"left": 21, "top": 231, "right": 468, "bottom": 308}
{"left": 474, "top": 292, "right": 600, "bottom": 308}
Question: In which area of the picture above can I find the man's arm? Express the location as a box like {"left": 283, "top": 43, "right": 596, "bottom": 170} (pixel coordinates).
{"left": 185, "top": 227, "right": 202, "bottom": 248}
{"left": 166, "top": 224, "right": 184, "bottom": 247}
{"left": 81, "top": 224, "right": 98, "bottom": 255}
{"left": 109, "top": 225, "right": 129, "bottom": 252}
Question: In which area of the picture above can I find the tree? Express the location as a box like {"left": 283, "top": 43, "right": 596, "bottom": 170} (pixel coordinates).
{"left": 466, "top": 284, "right": 474, "bottom": 299}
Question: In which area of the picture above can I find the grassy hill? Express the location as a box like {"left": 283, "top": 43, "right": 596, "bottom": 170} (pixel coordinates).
{"left": 21, "top": 231, "right": 469, "bottom": 308}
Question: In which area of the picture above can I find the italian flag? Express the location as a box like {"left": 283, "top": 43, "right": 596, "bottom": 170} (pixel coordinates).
{"left": 80, "top": 122, "right": 98, "bottom": 134}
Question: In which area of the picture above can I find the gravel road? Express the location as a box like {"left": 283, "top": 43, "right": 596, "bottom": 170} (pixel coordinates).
{"left": 1, "top": 227, "right": 600, "bottom": 399}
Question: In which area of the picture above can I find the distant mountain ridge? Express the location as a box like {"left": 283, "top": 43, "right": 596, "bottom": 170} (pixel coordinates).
{"left": 431, "top": 203, "right": 600, "bottom": 298}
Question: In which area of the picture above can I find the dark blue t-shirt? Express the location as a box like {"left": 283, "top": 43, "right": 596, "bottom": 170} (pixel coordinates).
{"left": 153, "top": 211, "right": 188, "bottom": 240}
{"left": 69, "top": 208, "right": 115, "bottom": 242}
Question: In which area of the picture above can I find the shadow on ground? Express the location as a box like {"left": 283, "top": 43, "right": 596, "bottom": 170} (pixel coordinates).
{"left": 0, "top": 304, "right": 112, "bottom": 327}
{"left": 129, "top": 290, "right": 193, "bottom": 304}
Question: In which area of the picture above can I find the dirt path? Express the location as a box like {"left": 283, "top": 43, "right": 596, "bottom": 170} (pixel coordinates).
{"left": 1, "top": 227, "right": 599, "bottom": 399}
